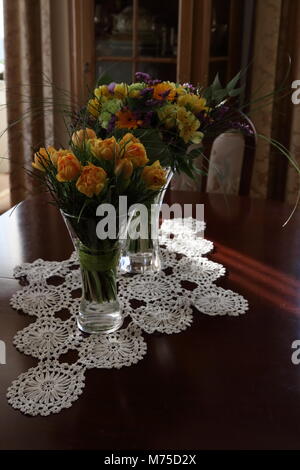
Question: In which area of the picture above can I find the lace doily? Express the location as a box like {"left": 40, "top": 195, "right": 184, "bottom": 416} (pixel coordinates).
{"left": 7, "top": 218, "right": 249, "bottom": 416}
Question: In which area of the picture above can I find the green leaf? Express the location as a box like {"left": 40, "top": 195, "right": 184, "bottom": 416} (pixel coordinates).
{"left": 226, "top": 70, "right": 241, "bottom": 92}
{"left": 228, "top": 86, "right": 244, "bottom": 97}
{"left": 211, "top": 73, "right": 222, "bottom": 90}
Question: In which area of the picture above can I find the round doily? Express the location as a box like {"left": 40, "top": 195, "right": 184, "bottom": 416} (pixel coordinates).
{"left": 131, "top": 297, "right": 193, "bottom": 334}
{"left": 192, "top": 286, "right": 249, "bottom": 316}
{"left": 13, "top": 317, "right": 82, "bottom": 359}
{"left": 78, "top": 323, "right": 147, "bottom": 369}
{"left": 7, "top": 361, "right": 86, "bottom": 416}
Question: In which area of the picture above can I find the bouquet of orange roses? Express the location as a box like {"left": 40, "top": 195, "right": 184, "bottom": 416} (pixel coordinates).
{"left": 32, "top": 130, "right": 167, "bottom": 333}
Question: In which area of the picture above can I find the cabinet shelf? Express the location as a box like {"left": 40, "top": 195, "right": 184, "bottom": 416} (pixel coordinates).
{"left": 209, "top": 56, "right": 229, "bottom": 62}
{"left": 96, "top": 56, "right": 177, "bottom": 64}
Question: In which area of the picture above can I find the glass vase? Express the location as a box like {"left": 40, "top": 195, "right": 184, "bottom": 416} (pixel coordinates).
{"left": 120, "top": 168, "right": 173, "bottom": 275}
{"left": 62, "top": 211, "right": 126, "bottom": 334}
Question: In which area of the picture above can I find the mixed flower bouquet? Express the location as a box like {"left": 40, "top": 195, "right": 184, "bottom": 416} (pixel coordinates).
{"left": 74, "top": 71, "right": 250, "bottom": 179}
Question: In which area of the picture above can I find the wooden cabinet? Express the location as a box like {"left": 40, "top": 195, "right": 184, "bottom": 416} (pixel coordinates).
{"left": 69, "top": 0, "right": 245, "bottom": 105}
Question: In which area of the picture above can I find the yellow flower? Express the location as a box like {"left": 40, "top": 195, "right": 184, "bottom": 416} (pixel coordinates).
{"left": 76, "top": 163, "right": 108, "bottom": 197}
{"left": 142, "top": 160, "right": 166, "bottom": 190}
{"left": 176, "top": 85, "right": 187, "bottom": 97}
{"left": 113, "top": 83, "right": 128, "bottom": 99}
{"left": 32, "top": 147, "right": 57, "bottom": 171}
{"left": 89, "top": 136, "right": 119, "bottom": 161}
{"left": 157, "top": 104, "right": 178, "bottom": 129}
{"left": 177, "top": 94, "right": 209, "bottom": 114}
{"left": 128, "top": 89, "right": 141, "bottom": 98}
{"left": 71, "top": 128, "right": 97, "bottom": 149}
{"left": 87, "top": 97, "right": 101, "bottom": 118}
{"left": 94, "top": 85, "right": 110, "bottom": 99}
{"left": 123, "top": 142, "right": 149, "bottom": 168}
{"left": 152, "top": 82, "right": 176, "bottom": 101}
{"left": 56, "top": 152, "right": 81, "bottom": 182}
{"left": 177, "top": 106, "right": 201, "bottom": 143}
{"left": 115, "top": 158, "right": 133, "bottom": 179}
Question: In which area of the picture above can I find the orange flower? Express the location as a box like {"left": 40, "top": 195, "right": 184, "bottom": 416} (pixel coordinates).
{"left": 119, "top": 132, "right": 140, "bottom": 148}
{"left": 32, "top": 147, "right": 57, "bottom": 171}
{"left": 142, "top": 160, "right": 166, "bottom": 190}
{"left": 51, "top": 149, "right": 71, "bottom": 168}
{"left": 115, "top": 158, "right": 133, "bottom": 179}
{"left": 123, "top": 142, "right": 149, "bottom": 168}
{"left": 115, "top": 110, "right": 143, "bottom": 129}
{"left": 89, "top": 136, "right": 119, "bottom": 161}
{"left": 56, "top": 152, "right": 81, "bottom": 182}
{"left": 71, "top": 128, "right": 97, "bottom": 149}
{"left": 76, "top": 163, "right": 108, "bottom": 197}
{"left": 152, "top": 82, "right": 176, "bottom": 101}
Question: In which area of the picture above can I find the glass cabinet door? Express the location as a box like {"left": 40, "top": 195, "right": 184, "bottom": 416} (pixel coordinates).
{"left": 94, "top": 0, "right": 178, "bottom": 82}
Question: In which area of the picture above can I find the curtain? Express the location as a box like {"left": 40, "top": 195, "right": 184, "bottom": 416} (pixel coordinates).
{"left": 4, "top": 0, "right": 71, "bottom": 206}
{"left": 249, "top": 0, "right": 300, "bottom": 204}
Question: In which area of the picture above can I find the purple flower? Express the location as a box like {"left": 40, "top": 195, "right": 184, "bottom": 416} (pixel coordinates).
{"left": 140, "top": 87, "right": 154, "bottom": 97}
{"left": 228, "top": 121, "right": 254, "bottom": 135}
{"left": 135, "top": 72, "right": 162, "bottom": 86}
{"left": 107, "top": 115, "right": 117, "bottom": 133}
{"left": 183, "top": 82, "right": 196, "bottom": 93}
{"left": 108, "top": 82, "right": 116, "bottom": 94}
{"left": 135, "top": 72, "right": 152, "bottom": 83}
{"left": 149, "top": 79, "right": 162, "bottom": 85}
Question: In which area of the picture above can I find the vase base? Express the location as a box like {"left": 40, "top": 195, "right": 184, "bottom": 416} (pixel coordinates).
{"left": 77, "top": 299, "right": 123, "bottom": 334}
{"left": 119, "top": 252, "right": 161, "bottom": 275}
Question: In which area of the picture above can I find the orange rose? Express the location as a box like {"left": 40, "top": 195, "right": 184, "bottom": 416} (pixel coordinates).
{"left": 142, "top": 160, "right": 166, "bottom": 190}
{"left": 50, "top": 148, "right": 70, "bottom": 168}
{"left": 32, "top": 146, "right": 57, "bottom": 171}
{"left": 119, "top": 133, "right": 140, "bottom": 150}
{"left": 89, "top": 136, "right": 119, "bottom": 161}
{"left": 56, "top": 152, "right": 81, "bottom": 182}
{"left": 76, "top": 163, "right": 108, "bottom": 197}
{"left": 71, "top": 128, "right": 97, "bottom": 149}
{"left": 115, "top": 158, "right": 133, "bottom": 179}
{"left": 123, "top": 142, "right": 148, "bottom": 168}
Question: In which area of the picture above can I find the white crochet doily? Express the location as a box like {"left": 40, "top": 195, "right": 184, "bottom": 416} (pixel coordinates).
{"left": 7, "top": 217, "right": 249, "bottom": 416}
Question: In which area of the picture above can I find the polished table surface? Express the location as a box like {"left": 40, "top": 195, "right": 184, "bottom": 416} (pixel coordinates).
{"left": 0, "top": 192, "right": 300, "bottom": 450}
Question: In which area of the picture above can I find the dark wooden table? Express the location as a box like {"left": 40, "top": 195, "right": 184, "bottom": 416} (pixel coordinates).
{"left": 0, "top": 192, "right": 300, "bottom": 450}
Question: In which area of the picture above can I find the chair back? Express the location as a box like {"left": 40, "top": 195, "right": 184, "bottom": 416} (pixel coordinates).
{"left": 202, "top": 110, "right": 257, "bottom": 196}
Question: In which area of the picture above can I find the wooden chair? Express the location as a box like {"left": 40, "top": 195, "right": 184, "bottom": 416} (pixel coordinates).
{"left": 201, "top": 110, "right": 257, "bottom": 196}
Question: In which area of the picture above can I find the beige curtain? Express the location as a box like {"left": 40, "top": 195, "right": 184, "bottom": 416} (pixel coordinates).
{"left": 4, "top": 0, "right": 71, "bottom": 206}
{"left": 249, "top": 0, "right": 300, "bottom": 204}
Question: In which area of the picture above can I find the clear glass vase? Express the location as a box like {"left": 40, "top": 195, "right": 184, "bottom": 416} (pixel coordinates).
{"left": 62, "top": 211, "right": 126, "bottom": 334}
{"left": 120, "top": 168, "right": 173, "bottom": 275}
